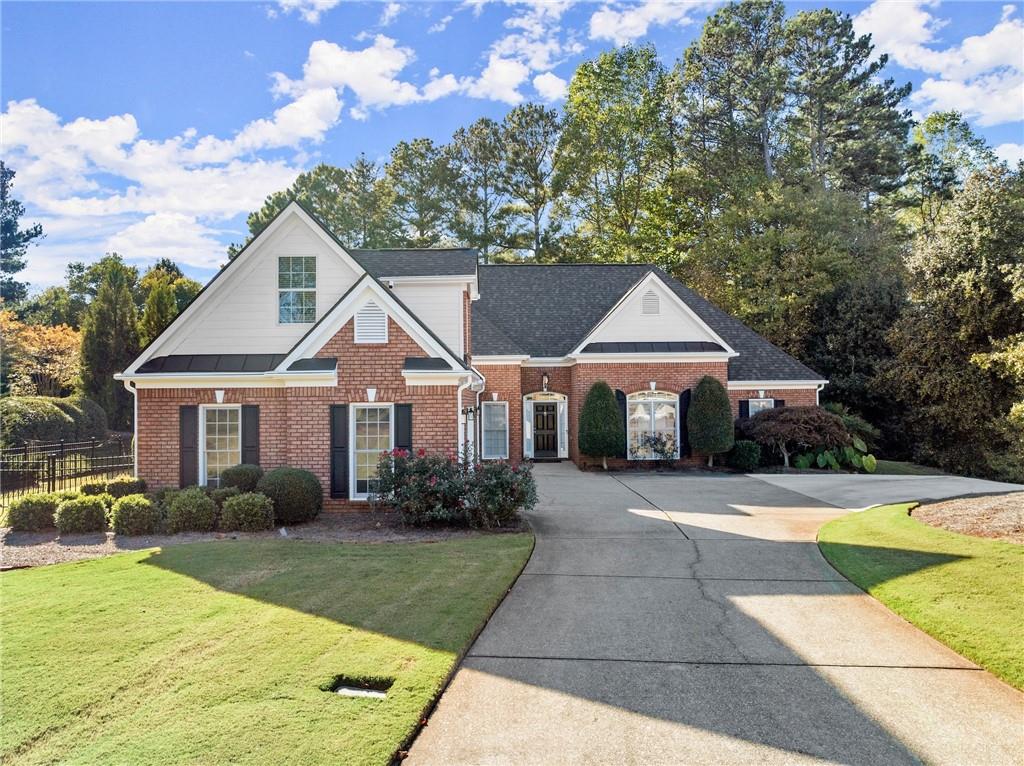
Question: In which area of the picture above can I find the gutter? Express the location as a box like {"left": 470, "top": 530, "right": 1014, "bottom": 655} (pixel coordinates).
{"left": 121, "top": 379, "right": 138, "bottom": 478}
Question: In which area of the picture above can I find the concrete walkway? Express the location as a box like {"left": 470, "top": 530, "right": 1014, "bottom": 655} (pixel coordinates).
{"left": 408, "top": 464, "right": 1023, "bottom": 765}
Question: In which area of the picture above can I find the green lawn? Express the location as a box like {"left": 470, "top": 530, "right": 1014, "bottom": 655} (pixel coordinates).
{"left": 1, "top": 535, "right": 533, "bottom": 765}
{"left": 819, "top": 504, "right": 1024, "bottom": 689}
{"left": 872, "top": 459, "right": 946, "bottom": 476}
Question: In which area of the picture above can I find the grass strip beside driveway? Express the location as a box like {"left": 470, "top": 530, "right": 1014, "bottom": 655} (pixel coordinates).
{"left": 819, "top": 503, "right": 1023, "bottom": 690}
{"left": 1, "top": 534, "right": 533, "bottom": 765}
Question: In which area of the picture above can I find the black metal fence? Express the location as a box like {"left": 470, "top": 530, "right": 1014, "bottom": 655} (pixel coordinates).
{"left": 0, "top": 437, "right": 134, "bottom": 506}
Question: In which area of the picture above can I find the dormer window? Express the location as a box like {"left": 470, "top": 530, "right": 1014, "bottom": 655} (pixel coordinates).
{"left": 355, "top": 300, "right": 388, "bottom": 343}
{"left": 279, "top": 256, "right": 316, "bottom": 323}
{"left": 641, "top": 290, "right": 660, "bottom": 315}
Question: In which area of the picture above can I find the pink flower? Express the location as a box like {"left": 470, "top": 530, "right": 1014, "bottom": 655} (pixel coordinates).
{"left": 417, "top": 448, "right": 426, "bottom": 457}
{"left": 429, "top": 475, "right": 438, "bottom": 487}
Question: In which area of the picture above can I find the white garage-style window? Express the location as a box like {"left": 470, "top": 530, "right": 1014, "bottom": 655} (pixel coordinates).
{"left": 351, "top": 404, "right": 393, "bottom": 499}
{"left": 278, "top": 256, "right": 316, "bottom": 323}
{"left": 627, "top": 391, "right": 679, "bottom": 461}
{"left": 748, "top": 398, "right": 775, "bottom": 416}
{"left": 481, "top": 401, "right": 509, "bottom": 460}
{"left": 200, "top": 405, "right": 241, "bottom": 487}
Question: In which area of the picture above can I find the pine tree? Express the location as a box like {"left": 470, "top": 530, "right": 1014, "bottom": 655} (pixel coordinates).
{"left": 578, "top": 381, "right": 624, "bottom": 470}
{"left": 80, "top": 259, "right": 140, "bottom": 430}
{"left": 499, "top": 104, "right": 560, "bottom": 260}
{"left": 138, "top": 278, "right": 177, "bottom": 346}
{"left": 687, "top": 376, "right": 734, "bottom": 466}
{"left": 450, "top": 118, "right": 509, "bottom": 263}
{"left": 386, "top": 138, "right": 454, "bottom": 247}
{"left": 1, "top": 162, "right": 43, "bottom": 304}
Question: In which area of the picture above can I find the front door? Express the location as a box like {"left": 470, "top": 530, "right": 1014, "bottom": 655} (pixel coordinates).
{"left": 534, "top": 403, "right": 558, "bottom": 458}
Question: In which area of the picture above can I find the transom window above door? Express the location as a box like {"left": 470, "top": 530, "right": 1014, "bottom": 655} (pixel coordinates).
{"left": 627, "top": 390, "right": 678, "bottom": 461}
{"left": 278, "top": 256, "right": 316, "bottom": 323}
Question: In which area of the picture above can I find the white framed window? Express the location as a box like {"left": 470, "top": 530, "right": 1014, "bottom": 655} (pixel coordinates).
{"left": 354, "top": 300, "right": 388, "bottom": 343}
{"left": 200, "top": 405, "right": 241, "bottom": 487}
{"left": 351, "top": 404, "right": 393, "bottom": 499}
{"left": 748, "top": 398, "right": 775, "bottom": 416}
{"left": 627, "top": 391, "right": 678, "bottom": 461}
{"left": 481, "top": 401, "right": 509, "bottom": 460}
{"left": 278, "top": 256, "right": 316, "bottom": 323}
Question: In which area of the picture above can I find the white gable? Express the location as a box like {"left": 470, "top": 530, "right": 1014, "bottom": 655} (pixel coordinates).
{"left": 391, "top": 281, "right": 464, "bottom": 357}
{"left": 581, "top": 275, "right": 725, "bottom": 347}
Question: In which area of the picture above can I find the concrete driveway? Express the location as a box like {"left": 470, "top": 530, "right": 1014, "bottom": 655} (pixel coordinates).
{"left": 408, "top": 465, "right": 1023, "bottom": 765}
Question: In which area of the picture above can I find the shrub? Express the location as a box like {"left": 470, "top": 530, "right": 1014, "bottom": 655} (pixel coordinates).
{"left": 823, "top": 403, "right": 881, "bottom": 451}
{"left": 256, "top": 467, "right": 322, "bottom": 525}
{"left": 105, "top": 475, "right": 147, "bottom": 498}
{"left": 209, "top": 485, "right": 241, "bottom": 509}
{"left": 80, "top": 480, "right": 108, "bottom": 496}
{"left": 0, "top": 395, "right": 107, "bottom": 446}
{"left": 109, "top": 494, "right": 161, "bottom": 535}
{"left": 727, "top": 440, "right": 762, "bottom": 472}
{"left": 468, "top": 461, "right": 537, "bottom": 528}
{"left": 55, "top": 496, "right": 107, "bottom": 534}
{"left": 375, "top": 450, "right": 469, "bottom": 526}
{"left": 746, "top": 406, "right": 850, "bottom": 468}
{"left": 3, "top": 493, "right": 58, "bottom": 531}
{"left": 95, "top": 492, "right": 116, "bottom": 511}
{"left": 687, "top": 376, "right": 734, "bottom": 466}
{"left": 578, "top": 382, "right": 624, "bottom": 470}
{"left": 219, "top": 464, "right": 264, "bottom": 493}
{"left": 166, "top": 487, "right": 217, "bottom": 533}
{"left": 219, "top": 492, "right": 275, "bottom": 532}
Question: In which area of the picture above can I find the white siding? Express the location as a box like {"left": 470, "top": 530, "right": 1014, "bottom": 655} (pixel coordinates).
{"left": 588, "top": 281, "right": 719, "bottom": 345}
{"left": 164, "top": 216, "right": 362, "bottom": 355}
{"left": 390, "top": 282, "right": 464, "bottom": 356}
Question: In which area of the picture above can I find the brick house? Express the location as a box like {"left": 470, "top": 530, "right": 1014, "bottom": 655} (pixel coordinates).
{"left": 118, "top": 201, "right": 825, "bottom": 506}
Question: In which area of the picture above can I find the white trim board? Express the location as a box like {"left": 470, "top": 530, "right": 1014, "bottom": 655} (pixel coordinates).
{"left": 728, "top": 380, "right": 828, "bottom": 390}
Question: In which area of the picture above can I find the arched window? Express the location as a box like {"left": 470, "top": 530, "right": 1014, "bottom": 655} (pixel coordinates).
{"left": 627, "top": 390, "right": 678, "bottom": 460}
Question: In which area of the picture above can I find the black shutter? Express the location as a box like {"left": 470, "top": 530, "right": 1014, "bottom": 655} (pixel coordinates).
{"left": 774, "top": 399, "right": 785, "bottom": 408}
{"left": 739, "top": 400, "right": 750, "bottom": 419}
{"left": 614, "top": 389, "right": 627, "bottom": 458}
{"left": 678, "top": 389, "right": 692, "bottom": 457}
{"left": 395, "top": 404, "right": 413, "bottom": 453}
{"left": 241, "top": 405, "right": 260, "bottom": 466}
{"left": 330, "top": 405, "right": 348, "bottom": 499}
{"left": 179, "top": 405, "right": 198, "bottom": 488}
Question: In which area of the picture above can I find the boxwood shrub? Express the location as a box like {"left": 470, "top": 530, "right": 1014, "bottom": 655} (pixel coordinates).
{"left": 79, "top": 479, "right": 108, "bottom": 496}
{"left": 109, "top": 494, "right": 161, "bottom": 536}
{"left": 219, "top": 464, "right": 264, "bottom": 493}
{"left": 55, "top": 496, "right": 107, "bottom": 534}
{"left": 105, "top": 475, "right": 147, "bottom": 498}
{"left": 166, "top": 487, "right": 217, "bottom": 533}
{"left": 727, "top": 440, "right": 762, "bottom": 472}
{"left": 219, "top": 492, "right": 275, "bottom": 532}
{"left": 255, "top": 467, "right": 322, "bottom": 524}
{"left": 3, "top": 493, "right": 59, "bottom": 531}
{"left": 209, "top": 485, "right": 241, "bottom": 509}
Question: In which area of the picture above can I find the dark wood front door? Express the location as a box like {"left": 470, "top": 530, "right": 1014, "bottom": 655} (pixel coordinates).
{"left": 534, "top": 403, "right": 558, "bottom": 458}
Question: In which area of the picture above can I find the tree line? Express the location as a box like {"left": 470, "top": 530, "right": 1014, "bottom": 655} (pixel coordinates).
{"left": 2, "top": 0, "right": 1021, "bottom": 479}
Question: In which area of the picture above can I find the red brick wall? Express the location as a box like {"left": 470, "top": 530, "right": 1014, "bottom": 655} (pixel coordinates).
{"left": 136, "top": 317, "right": 459, "bottom": 509}
{"left": 478, "top": 364, "right": 524, "bottom": 462}
{"left": 728, "top": 387, "right": 818, "bottom": 410}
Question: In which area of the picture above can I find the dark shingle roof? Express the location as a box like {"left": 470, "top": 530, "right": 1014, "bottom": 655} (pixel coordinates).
{"left": 135, "top": 354, "right": 336, "bottom": 374}
{"left": 581, "top": 341, "right": 725, "bottom": 354}
{"left": 472, "top": 265, "right": 824, "bottom": 382}
{"left": 352, "top": 248, "right": 478, "bottom": 278}
{"left": 403, "top": 357, "right": 452, "bottom": 371}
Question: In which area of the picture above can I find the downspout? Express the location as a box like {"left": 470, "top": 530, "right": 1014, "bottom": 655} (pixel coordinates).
{"left": 815, "top": 383, "right": 825, "bottom": 406}
{"left": 457, "top": 376, "right": 472, "bottom": 462}
{"left": 471, "top": 365, "right": 486, "bottom": 462}
{"left": 122, "top": 379, "right": 138, "bottom": 478}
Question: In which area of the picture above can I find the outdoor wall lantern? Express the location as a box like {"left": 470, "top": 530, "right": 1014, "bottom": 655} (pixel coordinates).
{"left": 461, "top": 405, "right": 477, "bottom": 422}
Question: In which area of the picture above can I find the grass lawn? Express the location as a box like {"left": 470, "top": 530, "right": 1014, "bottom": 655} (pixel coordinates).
{"left": 819, "top": 504, "right": 1024, "bottom": 689}
{"left": 872, "top": 459, "right": 946, "bottom": 476}
{"left": 1, "top": 535, "right": 533, "bottom": 765}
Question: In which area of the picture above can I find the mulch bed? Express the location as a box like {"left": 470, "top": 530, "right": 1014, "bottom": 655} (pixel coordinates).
{"left": 912, "top": 492, "right": 1024, "bottom": 544}
{"left": 0, "top": 511, "right": 496, "bottom": 570}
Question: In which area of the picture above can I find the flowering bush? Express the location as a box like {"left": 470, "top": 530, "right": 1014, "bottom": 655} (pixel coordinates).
{"left": 374, "top": 449, "right": 535, "bottom": 528}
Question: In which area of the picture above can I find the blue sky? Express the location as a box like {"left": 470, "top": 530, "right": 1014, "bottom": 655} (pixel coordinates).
{"left": 3, "top": 0, "right": 1022, "bottom": 291}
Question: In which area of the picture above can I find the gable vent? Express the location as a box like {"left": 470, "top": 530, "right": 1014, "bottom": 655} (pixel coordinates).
{"left": 641, "top": 290, "right": 660, "bottom": 315}
{"left": 355, "top": 300, "right": 388, "bottom": 344}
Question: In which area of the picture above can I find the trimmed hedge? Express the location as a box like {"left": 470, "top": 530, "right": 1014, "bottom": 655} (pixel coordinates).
{"left": 55, "top": 496, "right": 107, "bottom": 534}
{"left": 3, "top": 493, "right": 59, "bottom": 531}
{"left": 105, "top": 475, "right": 147, "bottom": 498}
{"left": 0, "top": 395, "right": 107, "bottom": 446}
{"left": 219, "top": 492, "right": 275, "bottom": 532}
{"left": 209, "top": 486, "right": 241, "bottom": 509}
{"left": 727, "top": 440, "right": 762, "bottom": 472}
{"left": 256, "top": 467, "right": 322, "bottom": 524}
{"left": 166, "top": 487, "right": 217, "bottom": 533}
{"left": 108, "top": 494, "right": 161, "bottom": 536}
{"left": 578, "top": 381, "right": 625, "bottom": 469}
{"left": 80, "top": 480, "right": 108, "bottom": 496}
{"left": 219, "top": 464, "right": 264, "bottom": 493}
{"left": 687, "top": 376, "right": 734, "bottom": 466}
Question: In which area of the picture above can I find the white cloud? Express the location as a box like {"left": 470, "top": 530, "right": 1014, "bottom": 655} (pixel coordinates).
{"left": 854, "top": 1, "right": 1024, "bottom": 126}
{"left": 589, "top": 0, "right": 713, "bottom": 45}
{"left": 428, "top": 14, "right": 453, "bottom": 33}
{"left": 533, "top": 72, "right": 568, "bottom": 101}
{"left": 107, "top": 213, "right": 226, "bottom": 270}
{"left": 464, "top": 54, "right": 531, "bottom": 104}
{"left": 995, "top": 142, "right": 1024, "bottom": 165}
{"left": 274, "top": 0, "right": 342, "bottom": 24}
{"left": 379, "top": 2, "right": 402, "bottom": 26}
